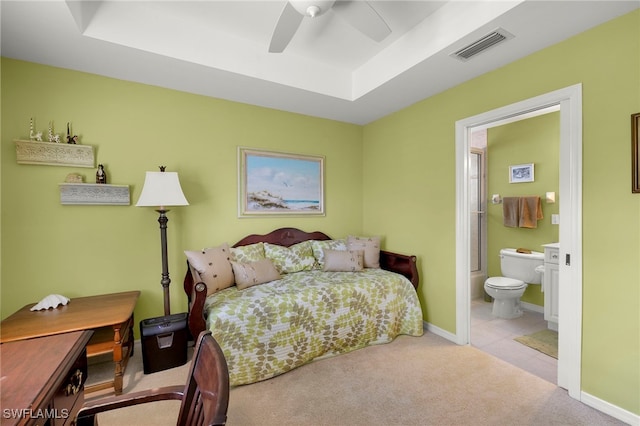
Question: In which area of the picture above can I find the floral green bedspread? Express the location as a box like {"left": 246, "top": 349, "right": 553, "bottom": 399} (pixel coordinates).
{"left": 204, "top": 269, "right": 423, "bottom": 386}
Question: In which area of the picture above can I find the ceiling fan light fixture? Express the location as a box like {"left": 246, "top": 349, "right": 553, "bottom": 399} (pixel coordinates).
{"left": 269, "top": 0, "right": 388, "bottom": 53}
{"left": 306, "top": 5, "right": 320, "bottom": 18}
{"left": 291, "top": 1, "right": 335, "bottom": 18}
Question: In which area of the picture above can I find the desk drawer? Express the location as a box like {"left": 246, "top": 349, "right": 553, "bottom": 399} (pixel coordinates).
{"left": 52, "top": 349, "right": 87, "bottom": 426}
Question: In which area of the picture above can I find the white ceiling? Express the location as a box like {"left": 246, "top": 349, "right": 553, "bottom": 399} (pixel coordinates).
{"left": 2, "top": 1, "right": 638, "bottom": 124}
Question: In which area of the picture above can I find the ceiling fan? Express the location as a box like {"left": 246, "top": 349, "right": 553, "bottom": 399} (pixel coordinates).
{"left": 269, "top": 0, "right": 391, "bottom": 53}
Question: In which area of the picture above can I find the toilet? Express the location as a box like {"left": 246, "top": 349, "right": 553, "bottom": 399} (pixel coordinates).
{"left": 484, "top": 248, "right": 544, "bottom": 319}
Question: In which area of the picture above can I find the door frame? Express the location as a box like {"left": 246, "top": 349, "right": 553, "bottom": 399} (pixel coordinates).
{"left": 454, "top": 84, "right": 583, "bottom": 399}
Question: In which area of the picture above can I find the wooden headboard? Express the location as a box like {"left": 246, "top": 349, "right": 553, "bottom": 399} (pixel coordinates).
{"left": 232, "top": 227, "right": 331, "bottom": 248}
{"left": 183, "top": 227, "right": 419, "bottom": 337}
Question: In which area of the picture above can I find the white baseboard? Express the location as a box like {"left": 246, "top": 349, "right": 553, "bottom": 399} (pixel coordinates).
{"left": 521, "top": 301, "right": 544, "bottom": 314}
{"left": 581, "top": 392, "right": 639, "bottom": 425}
{"left": 423, "top": 321, "right": 458, "bottom": 343}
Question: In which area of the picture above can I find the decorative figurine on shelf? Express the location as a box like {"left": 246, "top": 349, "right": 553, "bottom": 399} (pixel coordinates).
{"left": 29, "top": 118, "right": 43, "bottom": 141}
{"left": 96, "top": 164, "right": 107, "bottom": 184}
{"left": 66, "top": 122, "right": 78, "bottom": 144}
{"left": 48, "top": 121, "right": 61, "bottom": 143}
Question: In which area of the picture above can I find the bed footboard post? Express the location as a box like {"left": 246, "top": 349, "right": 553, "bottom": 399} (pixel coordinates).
{"left": 184, "top": 262, "right": 208, "bottom": 338}
{"left": 379, "top": 250, "right": 419, "bottom": 290}
{"left": 189, "top": 282, "right": 208, "bottom": 337}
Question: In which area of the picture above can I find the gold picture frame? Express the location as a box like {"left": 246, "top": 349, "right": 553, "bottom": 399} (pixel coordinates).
{"left": 238, "top": 147, "right": 325, "bottom": 216}
{"left": 632, "top": 113, "right": 639, "bottom": 193}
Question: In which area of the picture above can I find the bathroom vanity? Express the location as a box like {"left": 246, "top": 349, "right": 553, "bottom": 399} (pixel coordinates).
{"left": 542, "top": 243, "right": 560, "bottom": 330}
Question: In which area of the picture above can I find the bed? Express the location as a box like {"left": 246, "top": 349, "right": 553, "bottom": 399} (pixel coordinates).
{"left": 183, "top": 227, "right": 423, "bottom": 386}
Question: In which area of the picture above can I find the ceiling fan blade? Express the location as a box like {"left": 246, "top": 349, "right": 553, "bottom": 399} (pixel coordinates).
{"left": 269, "top": 2, "right": 304, "bottom": 53}
{"left": 333, "top": 0, "right": 391, "bottom": 42}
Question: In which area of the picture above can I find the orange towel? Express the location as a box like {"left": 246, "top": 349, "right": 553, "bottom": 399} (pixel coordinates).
{"left": 502, "top": 197, "right": 519, "bottom": 227}
{"left": 518, "top": 196, "right": 543, "bottom": 228}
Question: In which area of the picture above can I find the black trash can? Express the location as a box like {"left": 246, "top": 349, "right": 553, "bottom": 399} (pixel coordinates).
{"left": 140, "top": 312, "right": 188, "bottom": 374}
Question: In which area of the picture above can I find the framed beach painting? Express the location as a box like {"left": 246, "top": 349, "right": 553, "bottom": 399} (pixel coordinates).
{"left": 238, "top": 148, "right": 325, "bottom": 216}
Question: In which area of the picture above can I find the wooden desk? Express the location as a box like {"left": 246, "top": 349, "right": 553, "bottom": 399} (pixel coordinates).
{"left": 1, "top": 331, "right": 93, "bottom": 426}
{"left": 0, "top": 291, "right": 140, "bottom": 395}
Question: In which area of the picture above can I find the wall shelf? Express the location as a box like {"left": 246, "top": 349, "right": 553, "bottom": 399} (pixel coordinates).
{"left": 15, "top": 139, "right": 95, "bottom": 168}
{"left": 59, "top": 184, "right": 130, "bottom": 205}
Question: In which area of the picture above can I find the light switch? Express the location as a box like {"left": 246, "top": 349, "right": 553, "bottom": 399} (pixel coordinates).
{"left": 551, "top": 214, "right": 560, "bottom": 225}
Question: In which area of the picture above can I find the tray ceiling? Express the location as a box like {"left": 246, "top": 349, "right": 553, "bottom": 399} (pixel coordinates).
{"left": 2, "top": 1, "right": 638, "bottom": 124}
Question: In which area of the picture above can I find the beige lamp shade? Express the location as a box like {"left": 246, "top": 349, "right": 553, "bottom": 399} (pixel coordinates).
{"left": 135, "top": 171, "right": 189, "bottom": 209}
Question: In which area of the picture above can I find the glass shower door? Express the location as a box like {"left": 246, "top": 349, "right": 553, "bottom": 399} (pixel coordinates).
{"left": 470, "top": 148, "right": 486, "bottom": 298}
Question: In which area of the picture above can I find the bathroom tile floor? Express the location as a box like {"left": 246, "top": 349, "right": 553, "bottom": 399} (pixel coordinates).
{"left": 470, "top": 299, "right": 558, "bottom": 384}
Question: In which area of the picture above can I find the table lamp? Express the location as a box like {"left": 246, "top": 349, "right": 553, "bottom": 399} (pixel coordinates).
{"left": 136, "top": 166, "right": 189, "bottom": 316}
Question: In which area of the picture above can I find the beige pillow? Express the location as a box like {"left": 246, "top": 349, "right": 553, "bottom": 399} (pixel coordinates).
{"left": 311, "top": 239, "right": 347, "bottom": 269}
{"left": 231, "top": 259, "right": 281, "bottom": 290}
{"left": 346, "top": 235, "right": 381, "bottom": 268}
{"left": 184, "top": 243, "right": 234, "bottom": 295}
{"left": 323, "top": 249, "right": 364, "bottom": 272}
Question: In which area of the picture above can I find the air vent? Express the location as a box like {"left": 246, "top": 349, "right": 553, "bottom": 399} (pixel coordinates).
{"left": 451, "top": 28, "right": 514, "bottom": 62}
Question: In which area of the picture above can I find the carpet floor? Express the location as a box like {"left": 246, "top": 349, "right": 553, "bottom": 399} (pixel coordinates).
{"left": 85, "top": 331, "right": 623, "bottom": 426}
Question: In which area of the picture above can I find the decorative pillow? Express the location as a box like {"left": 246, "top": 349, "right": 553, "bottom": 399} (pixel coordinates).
{"left": 346, "top": 235, "right": 381, "bottom": 269}
{"left": 264, "top": 241, "right": 316, "bottom": 274}
{"left": 230, "top": 259, "right": 281, "bottom": 290}
{"left": 230, "top": 242, "right": 265, "bottom": 263}
{"left": 311, "top": 239, "right": 347, "bottom": 269}
{"left": 184, "top": 243, "right": 234, "bottom": 296}
{"left": 323, "top": 249, "right": 364, "bottom": 272}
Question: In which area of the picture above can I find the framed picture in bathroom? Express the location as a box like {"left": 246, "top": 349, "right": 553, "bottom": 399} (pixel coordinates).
{"left": 509, "top": 163, "right": 534, "bottom": 183}
{"left": 632, "top": 113, "right": 639, "bottom": 193}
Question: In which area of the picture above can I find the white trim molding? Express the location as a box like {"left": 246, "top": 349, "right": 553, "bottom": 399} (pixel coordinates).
{"left": 520, "top": 301, "right": 544, "bottom": 314}
{"left": 455, "top": 84, "right": 583, "bottom": 398}
{"left": 423, "top": 321, "right": 458, "bottom": 343}
{"left": 581, "top": 392, "right": 640, "bottom": 426}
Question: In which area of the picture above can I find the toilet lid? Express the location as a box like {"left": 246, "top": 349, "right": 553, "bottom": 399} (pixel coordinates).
{"left": 485, "top": 277, "right": 526, "bottom": 289}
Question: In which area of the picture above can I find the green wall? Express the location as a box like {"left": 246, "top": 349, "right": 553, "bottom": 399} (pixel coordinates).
{"left": 487, "top": 113, "right": 560, "bottom": 306}
{"left": 0, "top": 59, "right": 363, "bottom": 328}
{"left": 363, "top": 10, "right": 639, "bottom": 415}
{"left": 1, "top": 8, "right": 639, "bottom": 418}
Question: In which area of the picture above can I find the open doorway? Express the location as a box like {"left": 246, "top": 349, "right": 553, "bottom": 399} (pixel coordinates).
{"left": 455, "top": 84, "right": 583, "bottom": 400}
{"left": 468, "top": 110, "right": 559, "bottom": 384}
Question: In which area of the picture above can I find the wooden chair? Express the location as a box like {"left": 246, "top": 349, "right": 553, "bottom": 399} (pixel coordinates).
{"left": 77, "top": 331, "right": 229, "bottom": 426}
